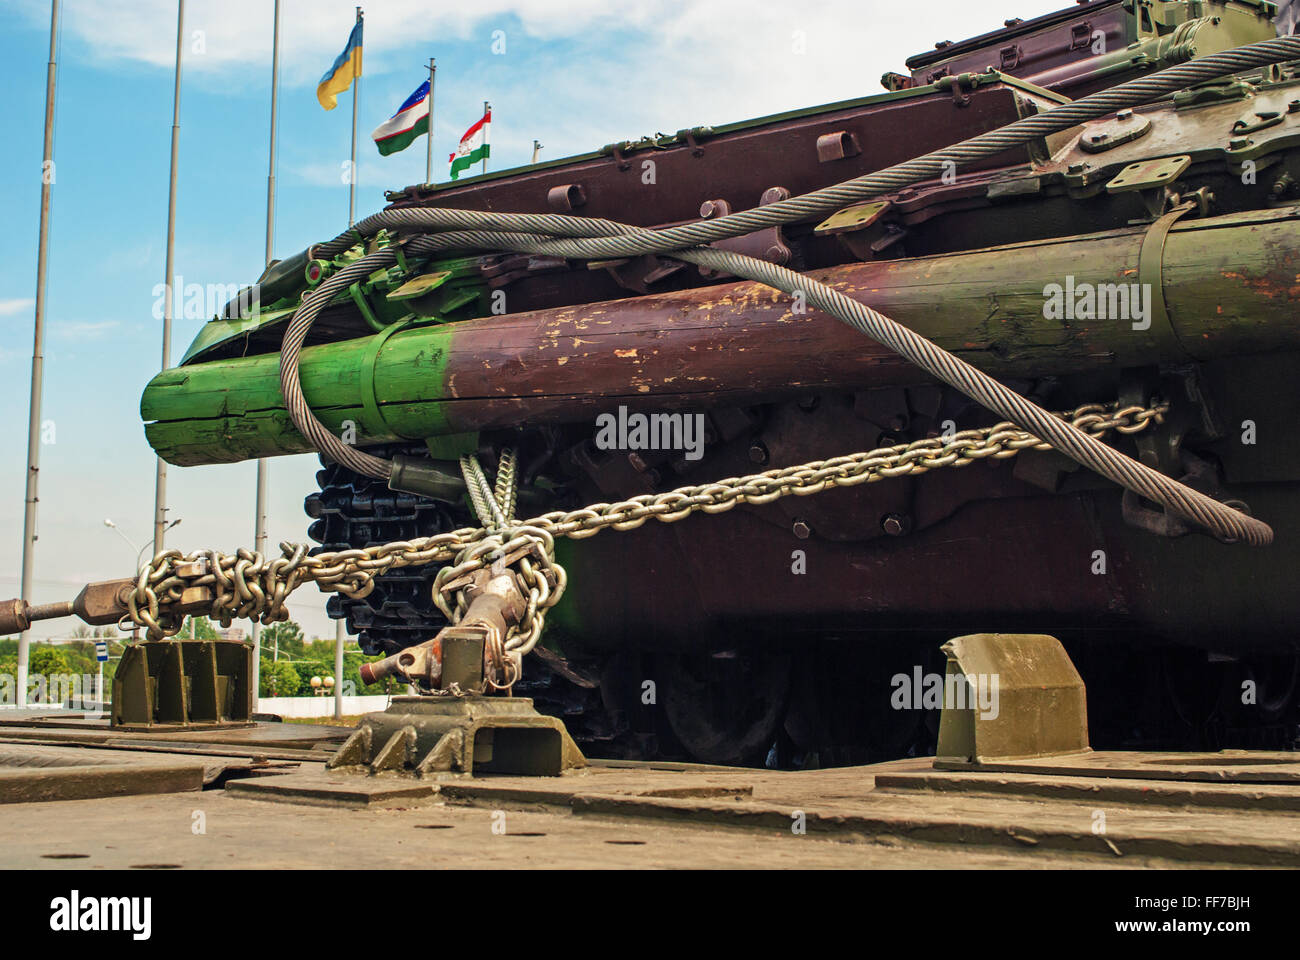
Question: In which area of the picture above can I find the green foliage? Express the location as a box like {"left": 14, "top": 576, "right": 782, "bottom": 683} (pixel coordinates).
{"left": 262, "top": 621, "right": 305, "bottom": 659}
{"left": 259, "top": 658, "right": 301, "bottom": 697}
{"left": 0, "top": 639, "right": 123, "bottom": 704}
{"left": 292, "top": 659, "right": 331, "bottom": 689}
{"left": 30, "top": 647, "right": 70, "bottom": 676}
{"left": 184, "top": 616, "right": 220, "bottom": 640}
{"left": 249, "top": 633, "right": 399, "bottom": 698}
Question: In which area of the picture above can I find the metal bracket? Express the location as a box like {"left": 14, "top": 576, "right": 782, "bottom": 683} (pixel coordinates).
{"left": 112, "top": 639, "right": 254, "bottom": 731}
{"left": 1135, "top": 200, "right": 1197, "bottom": 362}
{"left": 1232, "top": 109, "right": 1283, "bottom": 136}
{"left": 588, "top": 254, "right": 687, "bottom": 294}
{"left": 386, "top": 270, "right": 452, "bottom": 301}
{"left": 1117, "top": 367, "right": 1242, "bottom": 542}
{"left": 1105, "top": 154, "right": 1191, "bottom": 194}
{"left": 814, "top": 200, "right": 892, "bottom": 237}
{"left": 327, "top": 696, "right": 587, "bottom": 778}
{"left": 935, "top": 634, "right": 1089, "bottom": 766}
{"left": 934, "top": 72, "right": 977, "bottom": 107}
{"left": 347, "top": 282, "right": 385, "bottom": 333}
{"left": 357, "top": 319, "right": 416, "bottom": 441}
{"left": 1121, "top": 450, "right": 1249, "bottom": 542}
{"left": 547, "top": 183, "right": 587, "bottom": 211}
{"left": 705, "top": 187, "right": 794, "bottom": 272}
{"left": 478, "top": 252, "right": 569, "bottom": 289}
{"left": 816, "top": 130, "right": 861, "bottom": 163}
{"left": 1079, "top": 110, "right": 1152, "bottom": 154}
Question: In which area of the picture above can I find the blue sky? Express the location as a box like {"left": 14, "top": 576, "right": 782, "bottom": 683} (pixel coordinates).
{"left": 0, "top": 0, "right": 1069, "bottom": 638}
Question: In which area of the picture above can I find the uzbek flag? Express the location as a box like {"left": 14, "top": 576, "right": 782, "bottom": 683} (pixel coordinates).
{"left": 372, "top": 81, "right": 431, "bottom": 156}
{"left": 317, "top": 19, "right": 363, "bottom": 111}
{"left": 449, "top": 108, "right": 491, "bottom": 180}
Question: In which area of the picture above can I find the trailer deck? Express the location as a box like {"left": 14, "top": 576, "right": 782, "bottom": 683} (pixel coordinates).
{"left": 3, "top": 713, "right": 1296, "bottom": 869}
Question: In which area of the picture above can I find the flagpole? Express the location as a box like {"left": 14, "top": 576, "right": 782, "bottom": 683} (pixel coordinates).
{"left": 252, "top": 0, "right": 281, "bottom": 705}
{"left": 153, "top": 0, "right": 184, "bottom": 556}
{"left": 349, "top": 6, "right": 362, "bottom": 226}
{"left": 17, "top": 0, "right": 60, "bottom": 708}
{"left": 482, "top": 100, "right": 490, "bottom": 175}
{"left": 426, "top": 58, "right": 436, "bottom": 184}
{"left": 265, "top": 0, "right": 280, "bottom": 266}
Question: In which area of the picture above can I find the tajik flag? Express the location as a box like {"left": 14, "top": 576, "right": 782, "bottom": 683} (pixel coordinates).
{"left": 371, "top": 80, "right": 431, "bottom": 156}
{"left": 448, "top": 108, "right": 490, "bottom": 180}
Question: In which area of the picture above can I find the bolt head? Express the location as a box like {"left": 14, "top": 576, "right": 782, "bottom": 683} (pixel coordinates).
{"left": 792, "top": 520, "right": 812, "bottom": 540}
{"left": 881, "top": 514, "right": 912, "bottom": 537}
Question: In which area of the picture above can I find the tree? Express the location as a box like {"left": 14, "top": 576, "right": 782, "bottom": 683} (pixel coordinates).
{"left": 184, "top": 616, "right": 220, "bottom": 640}
{"left": 259, "top": 658, "right": 301, "bottom": 697}
{"left": 30, "top": 646, "right": 70, "bottom": 676}
{"left": 262, "top": 621, "right": 305, "bottom": 660}
{"left": 292, "top": 660, "right": 332, "bottom": 690}
{"left": 0, "top": 658, "right": 16, "bottom": 706}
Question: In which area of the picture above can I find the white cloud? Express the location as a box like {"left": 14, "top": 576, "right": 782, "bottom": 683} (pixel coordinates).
{"left": 12, "top": 0, "right": 1074, "bottom": 174}
{"left": 15, "top": 1, "right": 1068, "bottom": 93}
{"left": 56, "top": 320, "right": 120, "bottom": 338}
{"left": 0, "top": 298, "right": 35, "bottom": 318}
{"left": 14, "top": 0, "right": 656, "bottom": 81}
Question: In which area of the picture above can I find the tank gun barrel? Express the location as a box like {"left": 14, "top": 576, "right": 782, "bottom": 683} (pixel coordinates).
{"left": 143, "top": 206, "right": 1300, "bottom": 466}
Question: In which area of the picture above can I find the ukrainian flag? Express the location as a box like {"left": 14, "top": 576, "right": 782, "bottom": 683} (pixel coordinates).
{"left": 317, "top": 19, "right": 363, "bottom": 111}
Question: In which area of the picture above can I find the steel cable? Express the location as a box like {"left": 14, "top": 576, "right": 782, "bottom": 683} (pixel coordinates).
{"left": 311, "top": 37, "right": 1300, "bottom": 261}
{"left": 279, "top": 37, "right": 1298, "bottom": 543}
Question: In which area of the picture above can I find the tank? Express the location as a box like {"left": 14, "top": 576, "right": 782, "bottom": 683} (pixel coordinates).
{"left": 142, "top": 0, "right": 1300, "bottom": 765}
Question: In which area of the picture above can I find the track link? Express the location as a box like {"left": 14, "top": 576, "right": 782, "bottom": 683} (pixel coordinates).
{"left": 304, "top": 448, "right": 460, "bottom": 657}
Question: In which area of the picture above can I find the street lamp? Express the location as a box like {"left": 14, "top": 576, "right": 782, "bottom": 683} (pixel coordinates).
{"left": 103, "top": 518, "right": 140, "bottom": 555}
{"left": 104, "top": 517, "right": 182, "bottom": 641}
{"left": 104, "top": 517, "right": 181, "bottom": 570}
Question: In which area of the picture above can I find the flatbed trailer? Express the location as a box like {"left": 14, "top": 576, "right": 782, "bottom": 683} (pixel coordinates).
{"left": 3, "top": 703, "right": 1297, "bottom": 869}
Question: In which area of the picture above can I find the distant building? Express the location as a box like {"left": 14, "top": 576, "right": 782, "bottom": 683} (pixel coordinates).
{"left": 223, "top": 627, "right": 247, "bottom": 643}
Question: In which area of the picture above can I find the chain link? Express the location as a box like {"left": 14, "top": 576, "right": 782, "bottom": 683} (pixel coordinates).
{"left": 128, "top": 401, "right": 1167, "bottom": 641}
{"left": 433, "top": 450, "right": 566, "bottom": 690}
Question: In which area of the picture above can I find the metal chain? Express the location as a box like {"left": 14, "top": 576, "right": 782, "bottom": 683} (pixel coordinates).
{"left": 128, "top": 400, "right": 1165, "bottom": 640}
{"left": 433, "top": 449, "right": 566, "bottom": 690}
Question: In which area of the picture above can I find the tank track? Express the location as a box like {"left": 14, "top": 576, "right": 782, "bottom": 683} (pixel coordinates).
{"left": 304, "top": 447, "right": 461, "bottom": 657}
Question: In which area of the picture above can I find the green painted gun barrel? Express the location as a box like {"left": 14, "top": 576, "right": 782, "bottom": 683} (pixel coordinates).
{"left": 142, "top": 206, "right": 1300, "bottom": 467}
